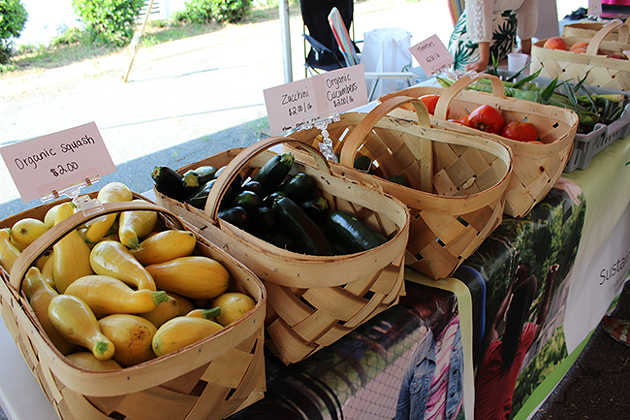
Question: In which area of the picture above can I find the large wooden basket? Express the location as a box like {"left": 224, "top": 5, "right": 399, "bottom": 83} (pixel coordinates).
{"left": 561, "top": 19, "right": 629, "bottom": 41}
{"left": 153, "top": 136, "right": 410, "bottom": 365}
{"left": 380, "top": 73, "right": 579, "bottom": 218}
{"left": 286, "top": 97, "right": 513, "bottom": 280}
{"left": 0, "top": 199, "right": 267, "bottom": 420}
{"left": 531, "top": 21, "right": 630, "bottom": 90}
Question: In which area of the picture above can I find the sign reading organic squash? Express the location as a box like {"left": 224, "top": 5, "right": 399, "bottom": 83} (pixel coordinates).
{"left": 0, "top": 122, "right": 116, "bottom": 203}
{"left": 263, "top": 65, "right": 368, "bottom": 135}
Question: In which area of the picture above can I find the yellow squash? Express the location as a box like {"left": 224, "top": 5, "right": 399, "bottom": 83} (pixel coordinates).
{"left": 118, "top": 202, "right": 158, "bottom": 249}
{"left": 66, "top": 352, "right": 122, "bottom": 371}
{"left": 22, "top": 267, "right": 77, "bottom": 355}
{"left": 211, "top": 292, "right": 256, "bottom": 327}
{"left": 139, "top": 294, "right": 180, "bottom": 329}
{"left": 89, "top": 240, "right": 156, "bottom": 291}
{"left": 98, "top": 314, "right": 157, "bottom": 367}
{"left": 34, "top": 249, "right": 53, "bottom": 271}
{"left": 65, "top": 275, "right": 168, "bottom": 317}
{"left": 167, "top": 292, "right": 195, "bottom": 316}
{"left": 0, "top": 228, "right": 21, "bottom": 273}
{"left": 10, "top": 217, "right": 49, "bottom": 251}
{"left": 52, "top": 203, "right": 94, "bottom": 293}
{"left": 185, "top": 307, "right": 221, "bottom": 322}
{"left": 43, "top": 203, "right": 63, "bottom": 229}
{"left": 131, "top": 230, "right": 197, "bottom": 265}
{"left": 40, "top": 255, "right": 56, "bottom": 290}
{"left": 145, "top": 256, "right": 230, "bottom": 300}
{"left": 85, "top": 182, "right": 133, "bottom": 244}
{"left": 152, "top": 316, "right": 223, "bottom": 357}
{"left": 48, "top": 294, "right": 115, "bottom": 361}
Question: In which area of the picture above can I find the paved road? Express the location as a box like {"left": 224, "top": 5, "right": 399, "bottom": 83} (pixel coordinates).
{"left": 0, "top": 0, "right": 453, "bottom": 217}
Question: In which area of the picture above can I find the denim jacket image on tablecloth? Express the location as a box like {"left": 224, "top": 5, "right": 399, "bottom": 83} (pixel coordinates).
{"left": 394, "top": 325, "right": 464, "bottom": 420}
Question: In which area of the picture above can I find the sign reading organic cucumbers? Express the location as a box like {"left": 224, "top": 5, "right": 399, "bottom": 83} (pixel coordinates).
{"left": 264, "top": 65, "right": 368, "bottom": 135}
{"left": 0, "top": 122, "right": 116, "bottom": 203}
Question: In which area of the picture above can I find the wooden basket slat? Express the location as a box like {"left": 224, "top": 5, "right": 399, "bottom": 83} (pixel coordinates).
{"left": 155, "top": 137, "right": 409, "bottom": 364}
{"left": 0, "top": 199, "right": 266, "bottom": 420}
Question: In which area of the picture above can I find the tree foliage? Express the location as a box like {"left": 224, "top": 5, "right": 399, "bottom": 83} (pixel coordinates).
{"left": 71, "top": 0, "right": 144, "bottom": 46}
{"left": 0, "top": 0, "right": 28, "bottom": 63}
{"left": 174, "top": 0, "right": 250, "bottom": 24}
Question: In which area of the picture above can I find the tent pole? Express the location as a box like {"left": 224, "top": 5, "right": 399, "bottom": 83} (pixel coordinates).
{"left": 279, "top": 0, "right": 293, "bottom": 83}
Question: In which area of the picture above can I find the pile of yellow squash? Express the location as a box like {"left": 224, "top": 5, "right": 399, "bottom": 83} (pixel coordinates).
{"left": 0, "top": 182, "right": 256, "bottom": 371}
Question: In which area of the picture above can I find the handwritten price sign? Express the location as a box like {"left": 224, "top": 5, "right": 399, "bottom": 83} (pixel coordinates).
{"left": 0, "top": 122, "right": 116, "bottom": 203}
{"left": 410, "top": 35, "right": 454, "bottom": 76}
{"left": 264, "top": 65, "right": 368, "bottom": 135}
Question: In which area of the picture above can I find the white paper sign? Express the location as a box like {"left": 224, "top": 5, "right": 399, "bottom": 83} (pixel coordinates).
{"left": 264, "top": 65, "right": 368, "bottom": 135}
{"left": 409, "top": 35, "right": 454, "bottom": 76}
{"left": 0, "top": 122, "right": 116, "bottom": 203}
{"left": 588, "top": 0, "right": 602, "bottom": 17}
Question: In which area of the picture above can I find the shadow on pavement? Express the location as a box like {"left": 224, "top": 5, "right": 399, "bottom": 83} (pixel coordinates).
{"left": 1, "top": 117, "right": 268, "bottom": 217}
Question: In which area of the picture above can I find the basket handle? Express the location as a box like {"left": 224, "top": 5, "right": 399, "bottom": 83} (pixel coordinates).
{"left": 586, "top": 21, "right": 628, "bottom": 55}
{"left": 434, "top": 73, "right": 505, "bottom": 120}
{"left": 203, "top": 136, "right": 333, "bottom": 220}
{"left": 9, "top": 200, "right": 185, "bottom": 292}
{"left": 338, "top": 96, "right": 431, "bottom": 169}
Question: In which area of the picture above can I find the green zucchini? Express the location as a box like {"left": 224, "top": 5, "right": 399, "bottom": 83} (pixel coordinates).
{"left": 388, "top": 175, "right": 409, "bottom": 187}
{"left": 325, "top": 210, "right": 387, "bottom": 253}
{"left": 214, "top": 167, "right": 244, "bottom": 193}
{"left": 252, "top": 153, "right": 294, "bottom": 192}
{"left": 185, "top": 179, "right": 234, "bottom": 210}
{"left": 231, "top": 190, "right": 261, "bottom": 215}
{"left": 262, "top": 191, "right": 288, "bottom": 207}
{"left": 264, "top": 230, "right": 296, "bottom": 252}
{"left": 218, "top": 206, "right": 249, "bottom": 229}
{"left": 152, "top": 166, "right": 188, "bottom": 202}
{"left": 354, "top": 155, "right": 373, "bottom": 173}
{"left": 299, "top": 196, "right": 329, "bottom": 221}
{"left": 181, "top": 166, "right": 217, "bottom": 191}
{"left": 278, "top": 173, "right": 316, "bottom": 201}
{"left": 247, "top": 206, "right": 277, "bottom": 236}
{"left": 272, "top": 197, "right": 335, "bottom": 256}
{"left": 242, "top": 180, "right": 265, "bottom": 198}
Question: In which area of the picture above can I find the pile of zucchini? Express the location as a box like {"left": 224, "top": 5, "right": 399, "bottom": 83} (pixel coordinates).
{"left": 151, "top": 153, "right": 389, "bottom": 256}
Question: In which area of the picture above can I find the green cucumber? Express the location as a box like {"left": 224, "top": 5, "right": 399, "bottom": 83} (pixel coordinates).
{"left": 231, "top": 190, "right": 261, "bottom": 215}
{"left": 218, "top": 206, "right": 249, "bottom": 229}
{"left": 181, "top": 166, "right": 217, "bottom": 191}
{"left": 272, "top": 197, "right": 335, "bottom": 256}
{"left": 152, "top": 166, "right": 188, "bottom": 202}
{"left": 252, "top": 153, "right": 294, "bottom": 192}
{"left": 278, "top": 173, "right": 316, "bottom": 201}
{"left": 325, "top": 210, "right": 388, "bottom": 253}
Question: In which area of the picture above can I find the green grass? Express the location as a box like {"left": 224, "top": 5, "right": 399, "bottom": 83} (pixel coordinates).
{"left": 0, "top": 2, "right": 290, "bottom": 79}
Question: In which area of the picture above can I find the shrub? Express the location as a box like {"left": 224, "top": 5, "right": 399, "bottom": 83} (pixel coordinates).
{"left": 173, "top": 0, "right": 213, "bottom": 24}
{"left": 173, "top": 0, "right": 250, "bottom": 24}
{"left": 210, "top": 0, "right": 250, "bottom": 23}
{"left": 71, "top": 0, "right": 145, "bottom": 46}
{"left": 0, "top": 0, "right": 28, "bottom": 64}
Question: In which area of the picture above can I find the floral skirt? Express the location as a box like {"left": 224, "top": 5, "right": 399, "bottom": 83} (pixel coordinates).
{"left": 448, "top": 9, "right": 518, "bottom": 71}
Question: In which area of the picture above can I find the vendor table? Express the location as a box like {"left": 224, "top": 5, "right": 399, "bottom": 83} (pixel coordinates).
{"left": 0, "top": 132, "right": 629, "bottom": 420}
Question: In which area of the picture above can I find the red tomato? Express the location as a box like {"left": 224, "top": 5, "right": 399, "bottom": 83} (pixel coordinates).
{"left": 457, "top": 114, "right": 470, "bottom": 126}
{"left": 500, "top": 121, "right": 539, "bottom": 142}
{"left": 419, "top": 94, "right": 440, "bottom": 115}
{"left": 467, "top": 105, "right": 504, "bottom": 134}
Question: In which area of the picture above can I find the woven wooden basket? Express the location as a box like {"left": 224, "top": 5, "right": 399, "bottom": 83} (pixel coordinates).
{"left": 561, "top": 18, "right": 629, "bottom": 41}
{"left": 531, "top": 21, "right": 630, "bottom": 90}
{"left": 153, "top": 136, "right": 410, "bottom": 365}
{"left": 379, "top": 73, "right": 579, "bottom": 218}
{"left": 286, "top": 97, "right": 513, "bottom": 280}
{"left": 0, "top": 199, "right": 267, "bottom": 420}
